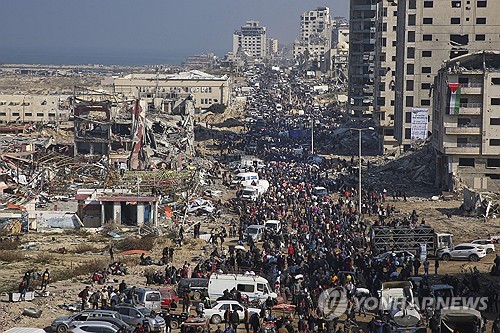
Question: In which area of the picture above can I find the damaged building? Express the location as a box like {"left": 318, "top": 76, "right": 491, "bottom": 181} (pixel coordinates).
{"left": 76, "top": 189, "right": 159, "bottom": 227}
{"left": 434, "top": 51, "right": 500, "bottom": 192}
{"left": 73, "top": 88, "right": 149, "bottom": 170}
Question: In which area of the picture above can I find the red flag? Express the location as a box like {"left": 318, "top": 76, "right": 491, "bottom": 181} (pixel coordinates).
{"left": 448, "top": 83, "right": 460, "bottom": 93}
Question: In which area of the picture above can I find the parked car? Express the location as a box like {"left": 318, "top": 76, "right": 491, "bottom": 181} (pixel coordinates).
{"left": 203, "top": 300, "right": 260, "bottom": 324}
{"left": 51, "top": 310, "right": 129, "bottom": 333}
{"left": 176, "top": 278, "right": 209, "bottom": 301}
{"left": 159, "top": 287, "right": 179, "bottom": 309}
{"left": 67, "top": 321, "right": 120, "bottom": 333}
{"left": 470, "top": 239, "right": 496, "bottom": 254}
{"left": 111, "top": 288, "right": 161, "bottom": 311}
{"left": 437, "top": 243, "right": 487, "bottom": 262}
{"left": 489, "top": 231, "right": 500, "bottom": 243}
{"left": 113, "top": 304, "right": 165, "bottom": 333}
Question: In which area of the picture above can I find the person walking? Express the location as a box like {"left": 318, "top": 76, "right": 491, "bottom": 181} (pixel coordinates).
{"left": 413, "top": 258, "right": 421, "bottom": 276}
{"left": 224, "top": 306, "right": 231, "bottom": 329}
{"left": 434, "top": 258, "right": 440, "bottom": 276}
{"left": 18, "top": 280, "right": 27, "bottom": 301}
{"left": 101, "top": 287, "right": 109, "bottom": 309}
{"left": 92, "top": 289, "right": 101, "bottom": 309}
{"left": 182, "top": 289, "right": 191, "bottom": 313}
{"left": 243, "top": 308, "right": 250, "bottom": 333}
{"left": 230, "top": 309, "right": 239, "bottom": 331}
{"left": 109, "top": 243, "right": 115, "bottom": 262}
{"left": 250, "top": 313, "right": 260, "bottom": 333}
{"left": 41, "top": 269, "right": 50, "bottom": 291}
{"left": 423, "top": 258, "right": 429, "bottom": 275}
{"left": 79, "top": 286, "right": 90, "bottom": 310}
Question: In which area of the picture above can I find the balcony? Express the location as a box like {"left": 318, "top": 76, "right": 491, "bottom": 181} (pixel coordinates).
{"left": 447, "top": 103, "right": 482, "bottom": 115}
{"left": 444, "top": 143, "right": 481, "bottom": 155}
{"left": 460, "top": 82, "right": 482, "bottom": 94}
{"left": 445, "top": 126, "right": 481, "bottom": 135}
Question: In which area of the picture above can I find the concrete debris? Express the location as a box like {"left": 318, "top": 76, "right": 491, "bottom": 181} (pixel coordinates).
{"left": 0, "top": 86, "right": 203, "bottom": 232}
{"left": 365, "top": 141, "right": 436, "bottom": 194}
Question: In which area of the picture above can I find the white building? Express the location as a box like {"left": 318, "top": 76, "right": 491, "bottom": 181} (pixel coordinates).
{"left": 113, "top": 70, "right": 231, "bottom": 110}
{"left": 293, "top": 7, "right": 332, "bottom": 66}
{"left": 233, "top": 21, "right": 267, "bottom": 59}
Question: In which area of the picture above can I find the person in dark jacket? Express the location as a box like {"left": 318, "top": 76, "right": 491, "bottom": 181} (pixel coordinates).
{"left": 230, "top": 309, "right": 239, "bottom": 330}
{"left": 250, "top": 313, "right": 260, "bottom": 333}
{"left": 243, "top": 308, "right": 250, "bottom": 333}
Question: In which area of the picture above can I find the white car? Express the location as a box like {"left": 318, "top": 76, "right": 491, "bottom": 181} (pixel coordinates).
{"left": 67, "top": 321, "right": 120, "bottom": 333}
{"left": 187, "top": 199, "right": 216, "bottom": 214}
{"left": 470, "top": 239, "right": 496, "bottom": 254}
{"left": 437, "top": 243, "right": 487, "bottom": 262}
{"left": 204, "top": 300, "right": 260, "bottom": 324}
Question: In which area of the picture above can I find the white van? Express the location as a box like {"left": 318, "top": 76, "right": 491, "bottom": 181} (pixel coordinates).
{"left": 243, "top": 225, "right": 266, "bottom": 242}
{"left": 264, "top": 220, "right": 282, "bottom": 234}
{"left": 208, "top": 273, "right": 277, "bottom": 302}
{"left": 231, "top": 172, "right": 259, "bottom": 188}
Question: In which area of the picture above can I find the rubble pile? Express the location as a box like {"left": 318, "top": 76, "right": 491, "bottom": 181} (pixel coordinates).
{"left": 366, "top": 141, "right": 436, "bottom": 193}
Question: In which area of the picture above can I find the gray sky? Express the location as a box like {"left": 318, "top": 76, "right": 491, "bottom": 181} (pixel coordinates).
{"left": 0, "top": 0, "right": 349, "bottom": 65}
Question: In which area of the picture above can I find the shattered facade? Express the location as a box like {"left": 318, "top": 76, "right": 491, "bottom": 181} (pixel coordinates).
{"left": 73, "top": 88, "right": 149, "bottom": 170}
{"left": 433, "top": 51, "right": 500, "bottom": 192}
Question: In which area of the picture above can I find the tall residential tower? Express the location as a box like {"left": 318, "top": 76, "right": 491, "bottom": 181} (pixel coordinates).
{"left": 348, "top": 0, "right": 377, "bottom": 117}
{"left": 233, "top": 21, "right": 267, "bottom": 59}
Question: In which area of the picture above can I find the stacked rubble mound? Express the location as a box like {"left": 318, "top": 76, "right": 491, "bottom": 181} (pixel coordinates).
{"left": 366, "top": 141, "right": 436, "bottom": 193}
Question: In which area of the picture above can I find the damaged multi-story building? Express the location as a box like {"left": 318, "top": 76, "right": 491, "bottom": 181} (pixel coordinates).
{"left": 433, "top": 51, "right": 500, "bottom": 192}
{"left": 72, "top": 88, "right": 150, "bottom": 170}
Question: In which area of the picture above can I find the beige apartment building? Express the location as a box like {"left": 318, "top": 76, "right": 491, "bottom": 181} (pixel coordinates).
{"left": 0, "top": 94, "right": 71, "bottom": 124}
{"left": 373, "top": 0, "right": 398, "bottom": 152}
{"left": 113, "top": 70, "right": 230, "bottom": 110}
{"left": 393, "top": 0, "right": 500, "bottom": 151}
{"left": 233, "top": 21, "right": 267, "bottom": 59}
{"left": 293, "top": 7, "right": 332, "bottom": 69}
{"left": 433, "top": 51, "right": 500, "bottom": 191}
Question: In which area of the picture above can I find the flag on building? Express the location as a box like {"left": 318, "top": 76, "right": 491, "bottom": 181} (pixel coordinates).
{"left": 448, "top": 83, "right": 461, "bottom": 115}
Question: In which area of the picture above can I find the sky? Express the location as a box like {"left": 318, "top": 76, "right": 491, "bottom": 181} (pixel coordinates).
{"left": 0, "top": 0, "right": 349, "bottom": 66}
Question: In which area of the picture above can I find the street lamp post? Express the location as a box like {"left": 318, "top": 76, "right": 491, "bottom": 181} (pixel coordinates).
{"left": 350, "top": 127, "right": 375, "bottom": 215}
{"left": 311, "top": 118, "right": 314, "bottom": 155}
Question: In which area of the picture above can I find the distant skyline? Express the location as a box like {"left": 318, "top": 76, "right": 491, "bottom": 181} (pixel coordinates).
{"left": 0, "top": 0, "right": 349, "bottom": 66}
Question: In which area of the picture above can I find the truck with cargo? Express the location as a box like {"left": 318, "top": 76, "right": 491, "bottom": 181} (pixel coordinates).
{"left": 371, "top": 226, "right": 453, "bottom": 257}
{"left": 378, "top": 281, "right": 425, "bottom": 333}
